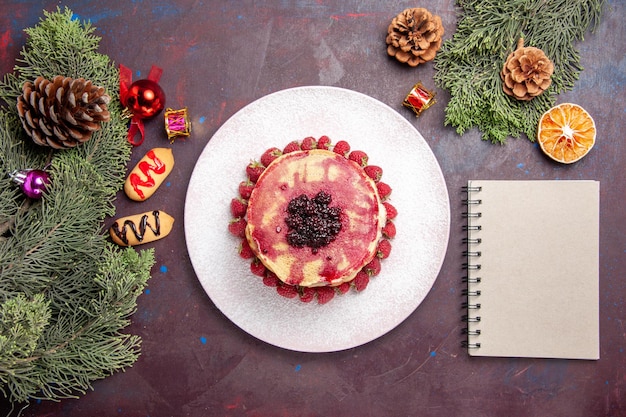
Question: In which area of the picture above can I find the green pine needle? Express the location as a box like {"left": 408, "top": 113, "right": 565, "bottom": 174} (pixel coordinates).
{"left": 434, "top": 0, "right": 605, "bottom": 144}
{"left": 0, "top": 7, "right": 154, "bottom": 404}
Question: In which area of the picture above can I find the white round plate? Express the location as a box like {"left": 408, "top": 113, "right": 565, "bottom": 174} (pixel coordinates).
{"left": 184, "top": 86, "right": 450, "bottom": 353}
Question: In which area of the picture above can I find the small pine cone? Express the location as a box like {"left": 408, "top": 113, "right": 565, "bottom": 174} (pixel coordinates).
{"left": 17, "top": 75, "right": 111, "bottom": 149}
{"left": 500, "top": 38, "right": 554, "bottom": 101}
{"left": 385, "top": 8, "right": 444, "bottom": 67}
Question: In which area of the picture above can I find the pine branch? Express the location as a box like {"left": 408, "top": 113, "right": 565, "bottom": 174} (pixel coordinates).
{"left": 434, "top": 0, "right": 606, "bottom": 143}
{"left": 0, "top": 7, "right": 154, "bottom": 404}
{"left": 2, "top": 246, "right": 153, "bottom": 402}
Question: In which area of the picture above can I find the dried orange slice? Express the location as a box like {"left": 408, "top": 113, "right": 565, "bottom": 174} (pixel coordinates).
{"left": 537, "top": 103, "right": 596, "bottom": 164}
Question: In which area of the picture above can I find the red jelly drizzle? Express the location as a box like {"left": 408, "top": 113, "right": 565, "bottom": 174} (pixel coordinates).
{"left": 112, "top": 210, "right": 161, "bottom": 245}
{"left": 250, "top": 152, "right": 380, "bottom": 286}
{"left": 130, "top": 150, "right": 166, "bottom": 199}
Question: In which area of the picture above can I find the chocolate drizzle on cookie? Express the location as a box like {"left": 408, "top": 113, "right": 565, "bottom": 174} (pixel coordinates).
{"left": 112, "top": 210, "right": 161, "bottom": 245}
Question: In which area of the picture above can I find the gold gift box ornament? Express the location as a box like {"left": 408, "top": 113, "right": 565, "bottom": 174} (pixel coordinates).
{"left": 403, "top": 83, "right": 436, "bottom": 117}
{"left": 164, "top": 107, "right": 191, "bottom": 142}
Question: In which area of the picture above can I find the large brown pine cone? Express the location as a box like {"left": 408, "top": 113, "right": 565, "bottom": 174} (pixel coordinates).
{"left": 385, "top": 8, "right": 444, "bottom": 67}
{"left": 501, "top": 38, "right": 554, "bottom": 101}
{"left": 17, "top": 75, "right": 111, "bottom": 149}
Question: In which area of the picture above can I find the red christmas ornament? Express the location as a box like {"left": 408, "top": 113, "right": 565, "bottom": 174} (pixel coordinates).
{"left": 123, "top": 79, "right": 165, "bottom": 119}
{"left": 402, "top": 82, "right": 436, "bottom": 117}
{"left": 120, "top": 64, "right": 166, "bottom": 146}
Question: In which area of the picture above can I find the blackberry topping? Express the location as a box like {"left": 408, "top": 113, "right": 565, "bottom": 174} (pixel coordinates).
{"left": 285, "top": 191, "right": 342, "bottom": 253}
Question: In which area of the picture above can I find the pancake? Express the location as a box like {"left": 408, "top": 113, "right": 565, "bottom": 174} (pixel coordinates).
{"left": 245, "top": 149, "right": 386, "bottom": 287}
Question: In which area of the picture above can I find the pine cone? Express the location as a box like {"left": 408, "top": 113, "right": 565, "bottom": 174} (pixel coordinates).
{"left": 386, "top": 8, "right": 444, "bottom": 67}
{"left": 501, "top": 38, "right": 554, "bottom": 101}
{"left": 17, "top": 76, "right": 111, "bottom": 149}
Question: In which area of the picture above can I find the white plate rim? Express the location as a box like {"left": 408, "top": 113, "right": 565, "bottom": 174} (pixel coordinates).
{"left": 184, "top": 85, "right": 450, "bottom": 353}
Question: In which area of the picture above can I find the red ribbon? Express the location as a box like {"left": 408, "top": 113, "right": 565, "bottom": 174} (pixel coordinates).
{"left": 119, "top": 64, "right": 163, "bottom": 146}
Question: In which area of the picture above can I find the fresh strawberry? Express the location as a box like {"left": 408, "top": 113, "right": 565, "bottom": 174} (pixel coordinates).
{"left": 336, "top": 282, "right": 351, "bottom": 294}
{"left": 250, "top": 258, "right": 267, "bottom": 276}
{"left": 262, "top": 273, "right": 279, "bottom": 287}
{"left": 283, "top": 141, "right": 301, "bottom": 154}
{"left": 332, "top": 140, "right": 350, "bottom": 156}
{"left": 300, "top": 136, "right": 317, "bottom": 150}
{"left": 317, "top": 135, "right": 331, "bottom": 150}
{"left": 364, "top": 257, "right": 381, "bottom": 276}
{"left": 246, "top": 161, "right": 265, "bottom": 183}
{"left": 238, "top": 179, "right": 255, "bottom": 199}
{"left": 239, "top": 239, "right": 255, "bottom": 259}
{"left": 353, "top": 270, "right": 370, "bottom": 291}
{"left": 348, "top": 150, "right": 368, "bottom": 167}
{"left": 230, "top": 197, "right": 248, "bottom": 218}
{"left": 382, "top": 220, "right": 396, "bottom": 239}
{"left": 376, "top": 239, "right": 392, "bottom": 259}
{"left": 376, "top": 182, "right": 392, "bottom": 200}
{"left": 364, "top": 165, "right": 383, "bottom": 182}
{"left": 228, "top": 217, "right": 247, "bottom": 238}
{"left": 383, "top": 202, "right": 397, "bottom": 219}
{"left": 316, "top": 286, "right": 335, "bottom": 304}
{"left": 260, "top": 147, "right": 282, "bottom": 166}
{"left": 277, "top": 284, "right": 299, "bottom": 298}
{"left": 299, "top": 287, "right": 316, "bottom": 303}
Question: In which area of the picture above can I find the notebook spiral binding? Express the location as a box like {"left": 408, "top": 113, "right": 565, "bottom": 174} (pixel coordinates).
{"left": 461, "top": 185, "right": 482, "bottom": 349}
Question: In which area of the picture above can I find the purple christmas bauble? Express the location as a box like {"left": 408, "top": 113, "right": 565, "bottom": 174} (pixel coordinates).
{"left": 10, "top": 169, "right": 50, "bottom": 199}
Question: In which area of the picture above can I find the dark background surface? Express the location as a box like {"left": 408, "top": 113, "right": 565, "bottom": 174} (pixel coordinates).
{"left": 0, "top": 1, "right": 624, "bottom": 416}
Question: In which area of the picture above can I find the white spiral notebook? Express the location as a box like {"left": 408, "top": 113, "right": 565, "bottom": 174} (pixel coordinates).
{"left": 462, "top": 180, "right": 599, "bottom": 360}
